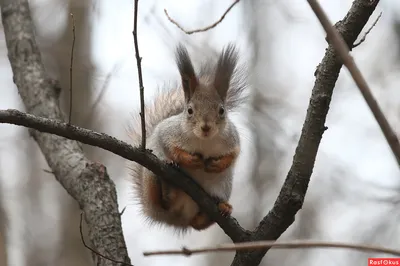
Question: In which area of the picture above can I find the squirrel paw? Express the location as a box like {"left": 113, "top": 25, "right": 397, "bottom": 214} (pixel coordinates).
{"left": 189, "top": 212, "right": 214, "bottom": 231}
{"left": 204, "top": 157, "right": 230, "bottom": 173}
{"left": 218, "top": 201, "right": 233, "bottom": 217}
{"left": 171, "top": 147, "right": 204, "bottom": 169}
{"left": 183, "top": 152, "right": 204, "bottom": 169}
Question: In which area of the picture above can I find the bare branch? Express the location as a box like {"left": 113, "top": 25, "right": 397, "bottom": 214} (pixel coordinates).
{"left": 353, "top": 11, "right": 382, "bottom": 48}
{"left": 69, "top": 12, "right": 76, "bottom": 124}
{"left": 0, "top": 1, "right": 131, "bottom": 265}
{"left": 132, "top": 0, "right": 146, "bottom": 150}
{"left": 164, "top": 0, "right": 240, "bottom": 35}
{"left": 0, "top": 108, "right": 249, "bottom": 242}
{"left": 231, "top": 1, "right": 381, "bottom": 265}
{"left": 143, "top": 240, "right": 400, "bottom": 257}
{"left": 307, "top": 0, "right": 400, "bottom": 167}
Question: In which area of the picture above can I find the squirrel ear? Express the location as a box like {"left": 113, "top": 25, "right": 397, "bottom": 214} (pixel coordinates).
{"left": 214, "top": 43, "right": 238, "bottom": 101}
{"left": 175, "top": 44, "right": 198, "bottom": 102}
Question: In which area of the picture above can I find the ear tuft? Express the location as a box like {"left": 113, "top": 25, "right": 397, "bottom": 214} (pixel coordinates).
{"left": 214, "top": 43, "right": 239, "bottom": 100}
{"left": 175, "top": 44, "right": 198, "bottom": 102}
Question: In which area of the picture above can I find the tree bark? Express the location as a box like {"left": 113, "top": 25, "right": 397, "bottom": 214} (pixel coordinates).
{"left": 0, "top": 0, "right": 131, "bottom": 265}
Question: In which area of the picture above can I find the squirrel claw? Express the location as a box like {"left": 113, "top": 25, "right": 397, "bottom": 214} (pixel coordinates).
{"left": 165, "top": 159, "right": 180, "bottom": 169}
{"left": 167, "top": 161, "right": 180, "bottom": 168}
{"left": 218, "top": 202, "right": 233, "bottom": 217}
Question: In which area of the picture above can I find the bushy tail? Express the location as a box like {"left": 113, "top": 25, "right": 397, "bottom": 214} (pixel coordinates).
{"left": 128, "top": 85, "right": 185, "bottom": 209}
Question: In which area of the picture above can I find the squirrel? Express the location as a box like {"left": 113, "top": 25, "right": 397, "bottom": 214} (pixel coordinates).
{"left": 129, "top": 43, "right": 247, "bottom": 232}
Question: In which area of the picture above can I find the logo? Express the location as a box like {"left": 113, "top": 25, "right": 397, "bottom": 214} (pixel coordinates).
{"left": 369, "top": 258, "right": 400, "bottom": 265}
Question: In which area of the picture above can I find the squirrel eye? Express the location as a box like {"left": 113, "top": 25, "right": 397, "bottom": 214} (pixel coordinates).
{"left": 218, "top": 106, "right": 225, "bottom": 116}
{"left": 187, "top": 107, "right": 193, "bottom": 115}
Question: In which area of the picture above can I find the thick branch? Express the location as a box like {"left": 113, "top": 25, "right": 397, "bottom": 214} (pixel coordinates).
{"left": 0, "top": 109, "right": 249, "bottom": 242}
{"left": 0, "top": 0, "right": 130, "bottom": 265}
{"left": 231, "top": 0, "right": 380, "bottom": 265}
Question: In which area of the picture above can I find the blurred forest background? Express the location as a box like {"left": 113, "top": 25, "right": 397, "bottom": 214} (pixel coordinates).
{"left": 1, "top": 0, "right": 400, "bottom": 265}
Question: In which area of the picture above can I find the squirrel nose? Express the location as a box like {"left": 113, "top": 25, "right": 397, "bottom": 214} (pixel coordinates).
{"left": 201, "top": 125, "right": 211, "bottom": 133}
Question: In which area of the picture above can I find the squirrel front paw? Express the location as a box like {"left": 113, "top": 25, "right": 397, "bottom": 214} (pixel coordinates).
{"left": 185, "top": 152, "right": 204, "bottom": 168}
{"left": 171, "top": 147, "right": 204, "bottom": 169}
{"left": 204, "top": 155, "right": 233, "bottom": 173}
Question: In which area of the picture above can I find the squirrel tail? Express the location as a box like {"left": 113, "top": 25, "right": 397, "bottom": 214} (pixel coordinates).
{"left": 127, "top": 84, "right": 185, "bottom": 203}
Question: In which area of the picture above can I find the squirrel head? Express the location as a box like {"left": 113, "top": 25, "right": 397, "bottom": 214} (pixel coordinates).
{"left": 175, "top": 44, "right": 239, "bottom": 140}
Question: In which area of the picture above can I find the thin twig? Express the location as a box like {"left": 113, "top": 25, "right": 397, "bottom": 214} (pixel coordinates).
{"left": 132, "top": 0, "right": 146, "bottom": 150}
{"left": 79, "top": 212, "right": 133, "bottom": 266}
{"left": 119, "top": 206, "right": 127, "bottom": 216}
{"left": 307, "top": 0, "right": 400, "bottom": 167}
{"left": 143, "top": 240, "right": 400, "bottom": 257}
{"left": 353, "top": 11, "right": 382, "bottom": 48}
{"left": 69, "top": 13, "right": 76, "bottom": 124}
{"left": 164, "top": 0, "right": 240, "bottom": 35}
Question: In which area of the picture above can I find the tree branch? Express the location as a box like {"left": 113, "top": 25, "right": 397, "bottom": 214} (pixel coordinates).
{"left": 231, "top": 0, "right": 381, "bottom": 265}
{"left": 164, "top": 0, "right": 240, "bottom": 35}
{"left": 353, "top": 11, "right": 382, "bottom": 48}
{"left": 0, "top": 108, "right": 250, "bottom": 242}
{"left": 0, "top": 0, "right": 131, "bottom": 265}
{"left": 68, "top": 12, "right": 76, "bottom": 124}
{"left": 132, "top": 0, "right": 146, "bottom": 150}
{"left": 307, "top": 0, "right": 400, "bottom": 166}
{"left": 143, "top": 240, "right": 400, "bottom": 257}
